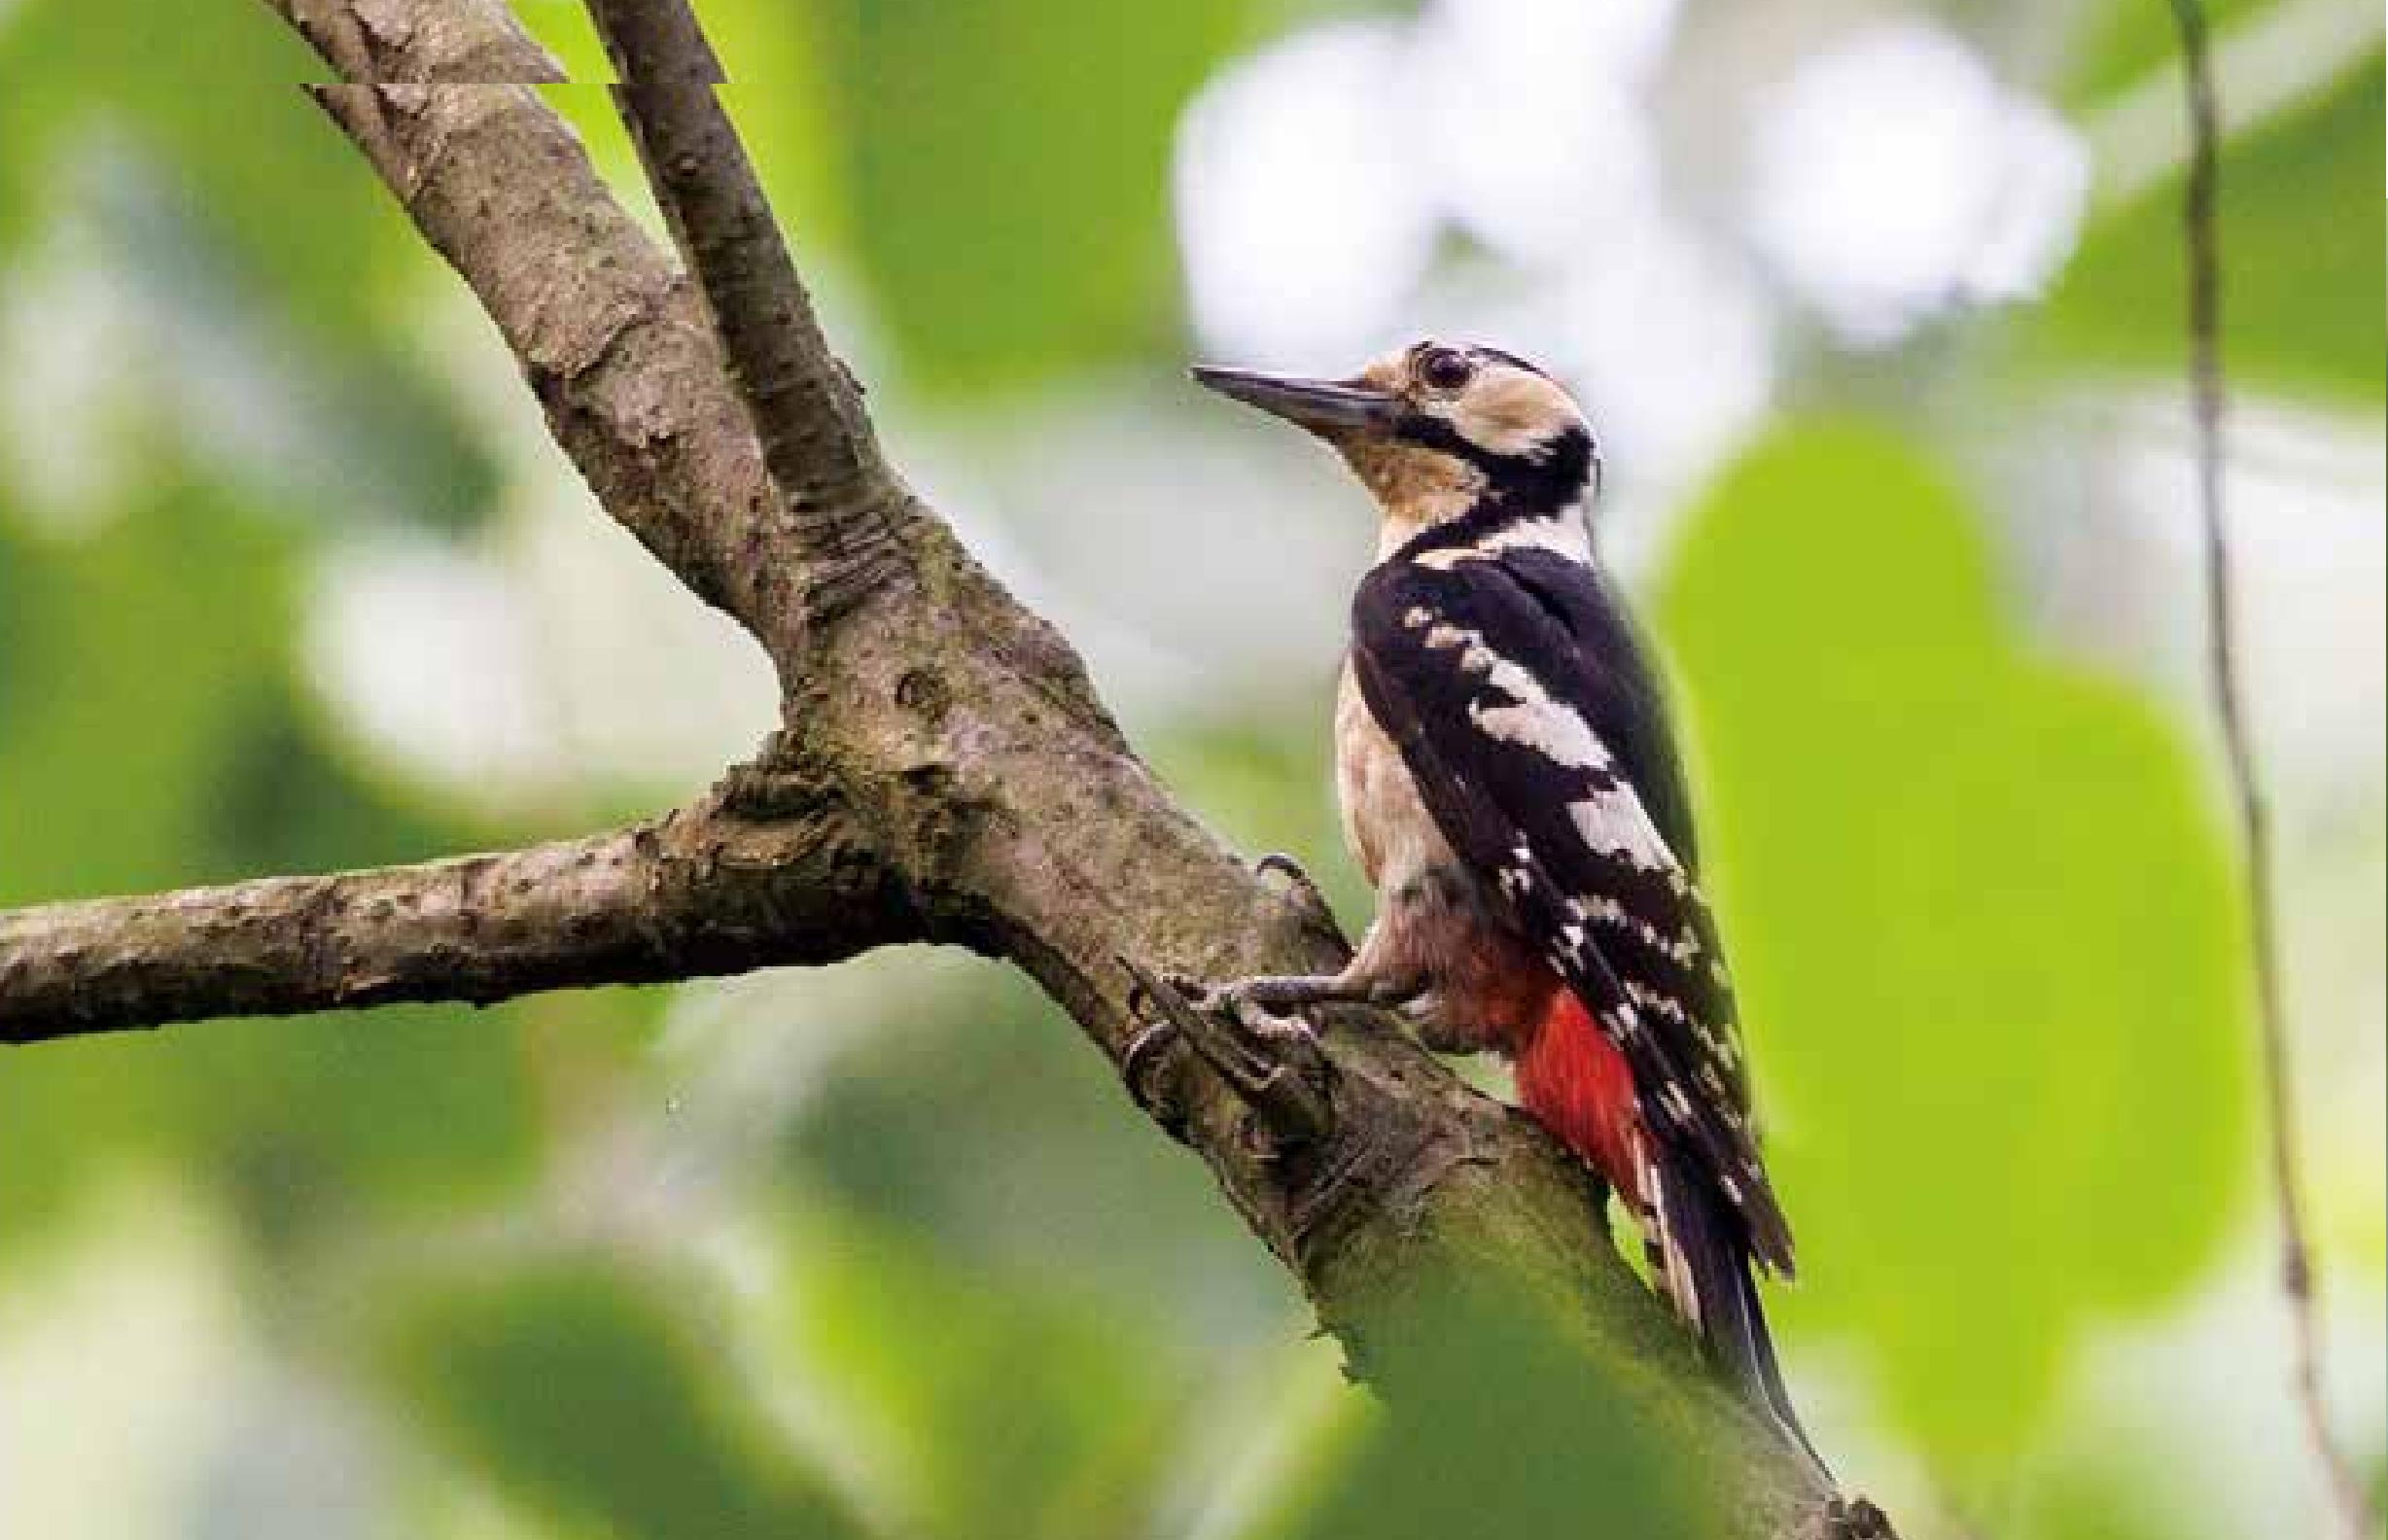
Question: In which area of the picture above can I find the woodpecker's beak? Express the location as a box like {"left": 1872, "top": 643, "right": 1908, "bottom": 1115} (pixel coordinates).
{"left": 1191, "top": 366, "right": 1400, "bottom": 437}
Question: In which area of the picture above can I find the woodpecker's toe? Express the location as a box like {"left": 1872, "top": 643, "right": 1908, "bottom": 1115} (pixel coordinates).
{"left": 1120, "top": 961, "right": 1334, "bottom": 1141}
{"left": 1118, "top": 962, "right": 1199, "bottom": 1138}
{"left": 1214, "top": 985, "right": 1321, "bottom": 1049}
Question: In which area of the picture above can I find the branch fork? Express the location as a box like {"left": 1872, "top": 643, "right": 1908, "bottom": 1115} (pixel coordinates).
{"left": 0, "top": 2, "right": 1898, "bottom": 1531}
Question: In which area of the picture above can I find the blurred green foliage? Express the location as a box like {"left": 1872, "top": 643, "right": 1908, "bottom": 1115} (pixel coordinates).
{"left": 0, "top": 479, "right": 542, "bottom": 1247}
{"left": 816, "top": 0, "right": 1258, "bottom": 395}
{"left": 0, "top": 0, "right": 2377, "bottom": 1536}
{"left": 383, "top": 1256, "right": 862, "bottom": 1539}
{"left": 2062, "top": 0, "right": 2271, "bottom": 104}
{"left": 1658, "top": 421, "right": 2250, "bottom": 1465}
{"left": 2046, "top": 52, "right": 2386, "bottom": 402}
{"left": 0, "top": 0, "right": 365, "bottom": 327}
{"left": 781, "top": 1207, "right": 1184, "bottom": 1540}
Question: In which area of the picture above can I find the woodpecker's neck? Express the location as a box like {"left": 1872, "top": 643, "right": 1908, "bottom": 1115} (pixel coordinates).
{"left": 1355, "top": 423, "right": 1598, "bottom": 566}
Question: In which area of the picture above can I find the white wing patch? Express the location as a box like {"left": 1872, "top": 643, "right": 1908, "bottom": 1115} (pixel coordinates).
{"left": 1567, "top": 790, "right": 1684, "bottom": 876}
{"left": 1416, "top": 619, "right": 1615, "bottom": 772}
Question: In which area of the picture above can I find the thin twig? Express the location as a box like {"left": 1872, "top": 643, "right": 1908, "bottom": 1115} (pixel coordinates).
{"left": 2162, "top": 5, "right": 2375, "bottom": 1536}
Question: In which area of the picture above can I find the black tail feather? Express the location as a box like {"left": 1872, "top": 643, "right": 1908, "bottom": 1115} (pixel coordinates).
{"left": 1652, "top": 1153, "right": 1831, "bottom": 1481}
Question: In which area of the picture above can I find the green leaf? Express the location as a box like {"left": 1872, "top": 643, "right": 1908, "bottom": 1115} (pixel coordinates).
{"left": 0, "top": 0, "right": 381, "bottom": 332}
{"left": 818, "top": 0, "right": 1257, "bottom": 395}
{"left": 382, "top": 1258, "right": 861, "bottom": 1540}
{"left": 2039, "top": 52, "right": 2384, "bottom": 402}
{"left": 2060, "top": 0, "right": 2272, "bottom": 107}
{"left": 1653, "top": 421, "right": 2250, "bottom": 1466}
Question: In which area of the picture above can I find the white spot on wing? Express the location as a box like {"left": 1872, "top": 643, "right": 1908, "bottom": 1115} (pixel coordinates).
{"left": 1567, "top": 788, "right": 1679, "bottom": 872}
{"left": 1416, "top": 620, "right": 1615, "bottom": 771}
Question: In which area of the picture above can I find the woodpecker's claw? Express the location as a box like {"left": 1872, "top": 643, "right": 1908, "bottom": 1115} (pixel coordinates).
{"left": 1120, "top": 964, "right": 1193, "bottom": 1138}
{"left": 1200, "top": 980, "right": 1322, "bottom": 1052}
{"left": 1253, "top": 852, "right": 1352, "bottom": 962}
{"left": 1117, "top": 958, "right": 1333, "bottom": 1142}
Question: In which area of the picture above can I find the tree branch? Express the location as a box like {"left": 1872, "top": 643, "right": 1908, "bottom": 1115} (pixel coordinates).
{"left": 0, "top": 3, "right": 1902, "bottom": 1532}
{"left": 270, "top": 0, "right": 816, "bottom": 657}
{"left": 2162, "top": 7, "right": 2375, "bottom": 1538}
{"left": 273, "top": 0, "right": 562, "bottom": 85}
{"left": 0, "top": 765, "right": 917, "bottom": 1042}
{"left": 586, "top": 0, "right": 907, "bottom": 622}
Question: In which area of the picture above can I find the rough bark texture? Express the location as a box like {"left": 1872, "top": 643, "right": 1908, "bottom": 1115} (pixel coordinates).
{"left": 0, "top": 763, "right": 914, "bottom": 1042}
{"left": 0, "top": 4, "right": 1906, "bottom": 1535}
{"left": 587, "top": 0, "right": 905, "bottom": 620}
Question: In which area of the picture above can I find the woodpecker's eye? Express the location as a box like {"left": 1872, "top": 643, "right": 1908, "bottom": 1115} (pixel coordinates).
{"left": 1418, "top": 348, "right": 1473, "bottom": 393}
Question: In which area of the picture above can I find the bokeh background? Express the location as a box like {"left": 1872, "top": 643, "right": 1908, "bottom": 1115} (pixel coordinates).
{"left": 0, "top": 1, "right": 2380, "bottom": 1536}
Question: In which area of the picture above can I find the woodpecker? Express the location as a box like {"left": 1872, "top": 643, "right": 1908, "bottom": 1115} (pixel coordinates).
{"left": 1191, "top": 340, "right": 1816, "bottom": 1461}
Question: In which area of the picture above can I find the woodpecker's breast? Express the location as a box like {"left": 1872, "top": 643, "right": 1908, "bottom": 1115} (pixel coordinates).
{"left": 1334, "top": 659, "right": 1452, "bottom": 890}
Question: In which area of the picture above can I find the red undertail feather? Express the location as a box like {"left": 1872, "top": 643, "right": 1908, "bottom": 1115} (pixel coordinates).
{"left": 1514, "top": 990, "right": 1643, "bottom": 1207}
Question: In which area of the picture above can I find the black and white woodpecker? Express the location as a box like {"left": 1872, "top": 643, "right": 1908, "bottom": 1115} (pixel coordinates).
{"left": 1190, "top": 339, "right": 1816, "bottom": 1461}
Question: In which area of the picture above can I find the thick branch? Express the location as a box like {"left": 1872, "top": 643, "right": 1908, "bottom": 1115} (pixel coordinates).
{"left": 273, "top": 0, "right": 562, "bottom": 84}
{"left": 0, "top": 770, "right": 916, "bottom": 1042}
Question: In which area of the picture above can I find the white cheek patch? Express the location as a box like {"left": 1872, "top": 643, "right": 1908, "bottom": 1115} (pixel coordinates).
{"left": 1450, "top": 368, "right": 1579, "bottom": 458}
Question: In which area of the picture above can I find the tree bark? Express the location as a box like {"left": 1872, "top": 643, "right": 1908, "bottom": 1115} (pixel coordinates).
{"left": 0, "top": 4, "right": 1901, "bottom": 1535}
{"left": 0, "top": 763, "right": 914, "bottom": 1042}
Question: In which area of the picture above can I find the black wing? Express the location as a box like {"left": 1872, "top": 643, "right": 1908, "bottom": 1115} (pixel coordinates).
{"left": 1351, "top": 550, "right": 1792, "bottom": 1275}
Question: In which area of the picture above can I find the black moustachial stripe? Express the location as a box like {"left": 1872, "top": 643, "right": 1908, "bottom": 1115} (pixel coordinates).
{"left": 1395, "top": 418, "right": 1596, "bottom": 534}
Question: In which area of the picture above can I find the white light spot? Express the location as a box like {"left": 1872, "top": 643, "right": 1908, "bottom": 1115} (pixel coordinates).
{"left": 1412, "top": 0, "right": 1672, "bottom": 266}
{"left": 1556, "top": 215, "right": 1775, "bottom": 492}
{"left": 1744, "top": 21, "right": 2089, "bottom": 348}
{"left": 306, "top": 531, "right": 554, "bottom": 795}
{"left": 1174, "top": 23, "right": 1436, "bottom": 365}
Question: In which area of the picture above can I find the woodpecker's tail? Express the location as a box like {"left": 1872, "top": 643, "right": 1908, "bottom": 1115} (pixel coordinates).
{"left": 1649, "top": 1149, "right": 1830, "bottom": 1480}
{"left": 1513, "top": 995, "right": 1826, "bottom": 1473}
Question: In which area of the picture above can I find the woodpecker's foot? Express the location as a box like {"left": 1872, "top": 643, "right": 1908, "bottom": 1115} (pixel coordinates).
{"left": 1118, "top": 959, "right": 1333, "bottom": 1141}
{"left": 1253, "top": 852, "right": 1352, "bottom": 962}
{"left": 1207, "top": 971, "right": 1422, "bottom": 1020}
{"left": 1208, "top": 973, "right": 1332, "bottom": 1022}
{"left": 1119, "top": 1005, "right": 1192, "bottom": 1140}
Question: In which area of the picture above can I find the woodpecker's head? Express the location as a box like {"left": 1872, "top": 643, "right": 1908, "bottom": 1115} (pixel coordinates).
{"left": 1193, "top": 341, "right": 1598, "bottom": 542}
